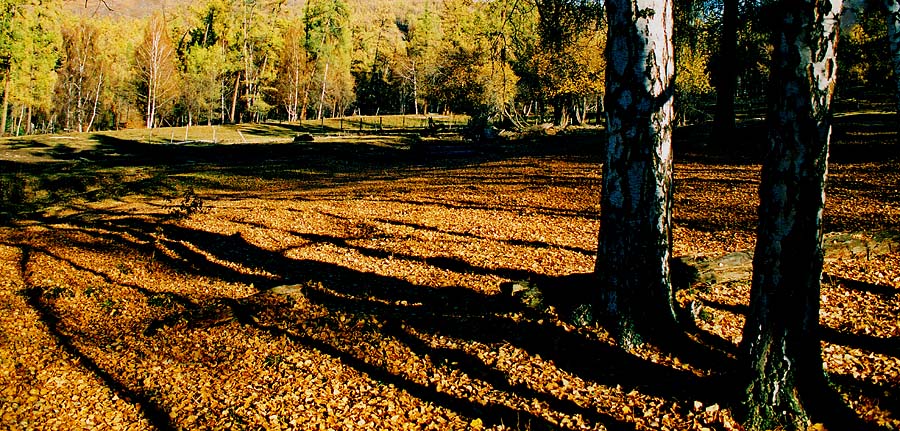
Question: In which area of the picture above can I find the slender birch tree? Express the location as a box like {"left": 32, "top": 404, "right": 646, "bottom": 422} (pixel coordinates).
{"left": 57, "top": 19, "right": 104, "bottom": 133}
{"left": 596, "top": 0, "right": 677, "bottom": 348}
{"left": 276, "top": 18, "right": 309, "bottom": 122}
{"left": 740, "top": 1, "right": 842, "bottom": 429}
{"left": 135, "top": 14, "right": 177, "bottom": 129}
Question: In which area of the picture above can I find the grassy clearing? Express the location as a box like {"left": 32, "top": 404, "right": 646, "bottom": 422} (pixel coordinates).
{"left": 0, "top": 116, "right": 478, "bottom": 223}
{"left": 0, "top": 114, "right": 471, "bottom": 156}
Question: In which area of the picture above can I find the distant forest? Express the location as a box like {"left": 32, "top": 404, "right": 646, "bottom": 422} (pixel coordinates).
{"left": 0, "top": 0, "right": 893, "bottom": 135}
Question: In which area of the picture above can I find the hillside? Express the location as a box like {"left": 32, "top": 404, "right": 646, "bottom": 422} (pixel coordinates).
{"left": 62, "top": 0, "right": 193, "bottom": 18}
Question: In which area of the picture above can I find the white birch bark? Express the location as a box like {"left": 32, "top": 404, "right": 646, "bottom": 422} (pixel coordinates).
{"left": 740, "top": 1, "right": 842, "bottom": 430}
{"left": 597, "top": 0, "right": 676, "bottom": 348}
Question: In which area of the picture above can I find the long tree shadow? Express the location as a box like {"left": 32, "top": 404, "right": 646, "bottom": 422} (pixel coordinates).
{"left": 830, "top": 112, "right": 900, "bottom": 163}
{"left": 132, "top": 220, "right": 739, "bottom": 417}
{"left": 674, "top": 112, "right": 900, "bottom": 166}
{"left": 25, "top": 204, "right": 900, "bottom": 428}
{"left": 5, "top": 117, "right": 898, "bottom": 428}
{"left": 686, "top": 276, "right": 900, "bottom": 428}
{"left": 828, "top": 275, "right": 898, "bottom": 297}
{"left": 245, "top": 304, "right": 636, "bottom": 431}
{"left": 15, "top": 245, "right": 177, "bottom": 431}
{"left": 821, "top": 327, "right": 900, "bottom": 358}
{"left": 828, "top": 373, "right": 900, "bottom": 418}
{"left": 369, "top": 216, "right": 596, "bottom": 256}
{"left": 13, "top": 208, "right": 899, "bottom": 429}
{"left": 1, "top": 129, "right": 606, "bottom": 228}
{"left": 24, "top": 207, "right": 738, "bottom": 429}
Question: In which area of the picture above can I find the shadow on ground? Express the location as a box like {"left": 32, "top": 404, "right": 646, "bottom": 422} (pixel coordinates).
{"left": 12, "top": 209, "right": 735, "bottom": 430}
{"left": 3, "top": 116, "right": 899, "bottom": 429}
{"left": 9, "top": 197, "right": 898, "bottom": 430}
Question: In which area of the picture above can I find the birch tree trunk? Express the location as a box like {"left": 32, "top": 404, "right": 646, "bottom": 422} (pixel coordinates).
{"left": 289, "top": 61, "right": 301, "bottom": 122}
{"left": 138, "top": 16, "right": 175, "bottom": 130}
{"left": 145, "top": 76, "right": 155, "bottom": 129}
{"left": 300, "top": 84, "right": 310, "bottom": 122}
{"left": 740, "top": 1, "right": 842, "bottom": 430}
{"left": 86, "top": 71, "right": 102, "bottom": 133}
{"left": 230, "top": 72, "right": 240, "bottom": 124}
{"left": 413, "top": 70, "right": 419, "bottom": 116}
{"left": 1, "top": 70, "right": 8, "bottom": 135}
{"left": 597, "top": 0, "right": 677, "bottom": 349}
{"left": 76, "top": 57, "right": 86, "bottom": 132}
{"left": 317, "top": 62, "right": 329, "bottom": 121}
{"left": 885, "top": 0, "right": 900, "bottom": 121}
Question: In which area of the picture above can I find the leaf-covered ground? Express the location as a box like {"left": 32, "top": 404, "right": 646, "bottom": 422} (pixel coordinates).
{"left": 1, "top": 113, "right": 899, "bottom": 430}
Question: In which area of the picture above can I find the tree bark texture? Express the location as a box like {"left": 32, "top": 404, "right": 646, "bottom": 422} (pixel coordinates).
{"left": 597, "top": 0, "right": 677, "bottom": 349}
{"left": 740, "top": 1, "right": 842, "bottom": 430}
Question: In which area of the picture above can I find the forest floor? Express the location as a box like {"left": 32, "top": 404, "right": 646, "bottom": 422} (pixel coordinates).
{"left": 0, "top": 112, "right": 899, "bottom": 430}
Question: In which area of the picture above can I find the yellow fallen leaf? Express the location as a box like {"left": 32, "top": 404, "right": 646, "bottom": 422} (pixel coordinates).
{"left": 470, "top": 418, "right": 483, "bottom": 429}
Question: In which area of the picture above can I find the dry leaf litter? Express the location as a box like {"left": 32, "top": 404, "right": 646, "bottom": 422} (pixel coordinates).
{"left": 1, "top": 127, "right": 899, "bottom": 431}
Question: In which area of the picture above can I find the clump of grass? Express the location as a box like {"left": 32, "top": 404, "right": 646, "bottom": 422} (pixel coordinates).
{"left": 147, "top": 294, "right": 175, "bottom": 308}
{"left": 43, "top": 285, "right": 74, "bottom": 299}
{"left": 264, "top": 354, "right": 284, "bottom": 367}
{"left": 167, "top": 185, "right": 206, "bottom": 220}
{"left": 99, "top": 298, "right": 116, "bottom": 312}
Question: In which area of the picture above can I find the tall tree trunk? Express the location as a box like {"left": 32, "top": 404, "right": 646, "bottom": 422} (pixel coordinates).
{"left": 300, "top": 78, "right": 311, "bottom": 122}
{"left": 552, "top": 98, "right": 567, "bottom": 127}
{"left": 712, "top": 0, "right": 738, "bottom": 144}
{"left": 220, "top": 77, "right": 227, "bottom": 124}
{"left": 597, "top": 0, "right": 677, "bottom": 349}
{"left": 317, "top": 62, "right": 329, "bottom": 121}
{"left": 15, "top": 105, "right": 24, "bottom": 136}
{"left": 230, "top": 72, "right": 241, "bottom": 124}
{"left": 885, "top": 0, "right": 900, "bottom": 126}
{"left": 86, "top": 72, "right": 103, "bottom": 133}
{"left": 290, "top": 63, "right": 301, "bottom": 122}
{"left": 76, "top": 63, "right": 85, "bottom": 132}
{"left": 1, "top": 70, "right": 8, "bottom": 136}
{"left": 739, "top": 1, "right": 842, "bottom": 430}
{"left": 413, "top": 73, "right": 419, "bottom": 116}
{"left": 146, "top": 71, "right": 155, "bottom": 129}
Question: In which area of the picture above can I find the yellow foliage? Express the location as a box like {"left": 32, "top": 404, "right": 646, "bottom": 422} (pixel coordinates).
{"left": 676, "top": 45, "right": 712, "bottom": 96}
{"left": 530, "top": 29, "right": 605, "bottom": 99}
